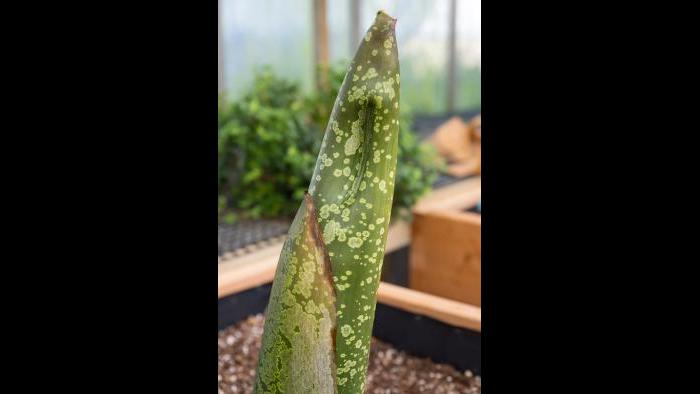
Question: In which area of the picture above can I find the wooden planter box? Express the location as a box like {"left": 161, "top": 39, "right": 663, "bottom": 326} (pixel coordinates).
{"left": 219, "top": 266, "right": 481, "bottom": 375}
{"left": 410, "top": 206, "right": 481, "bottom": 306}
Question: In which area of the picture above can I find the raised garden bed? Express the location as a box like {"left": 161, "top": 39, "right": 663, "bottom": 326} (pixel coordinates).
{"left": 219, "top": 282, "right": 481, "bottom": 393}
{"left": 410, "top": 205, "right": 481, "bottom": 306}
{"left": 379, "top": 178, "right": 481, "bottom": 289}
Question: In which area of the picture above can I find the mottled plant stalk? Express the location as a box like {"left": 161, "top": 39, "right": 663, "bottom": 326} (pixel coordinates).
{"left": 254, "top": 11, "right": 399, "bottom": 394}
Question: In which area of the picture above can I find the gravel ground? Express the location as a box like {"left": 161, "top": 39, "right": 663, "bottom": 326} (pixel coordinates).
{"left": 218, "top": 314, "right": 481, "bottom": 394}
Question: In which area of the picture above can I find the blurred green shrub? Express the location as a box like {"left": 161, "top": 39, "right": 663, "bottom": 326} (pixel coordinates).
{"left": 393, "top": 109, "right": 442, "bottom": 220}
{"left": 218, "top": 65, "right": 442, "bottom": 223}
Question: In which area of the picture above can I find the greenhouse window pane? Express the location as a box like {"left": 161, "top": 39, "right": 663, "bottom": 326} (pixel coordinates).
{"left": 221, "top": 0, "right": 314, "bottom": 98}
{"left": 456, "top": 0, "right": 481, "bottom": 111}
{"left": 327, "top": 0, "right": 351, "bottom": 65}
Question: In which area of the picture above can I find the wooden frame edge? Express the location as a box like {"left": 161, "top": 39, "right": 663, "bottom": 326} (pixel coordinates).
{"left": 219, "top": 274, "right": 481, "bottom": 332}
{"left": 377, "top": 282, "right": 481, "bottom": 332}
{"left": 413, "top": 176, "right": 480, "bottom": 213}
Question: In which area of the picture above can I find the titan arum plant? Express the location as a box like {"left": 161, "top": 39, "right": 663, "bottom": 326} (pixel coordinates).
{"left": 253, "top": 11, "right": 400, "bottom": 394}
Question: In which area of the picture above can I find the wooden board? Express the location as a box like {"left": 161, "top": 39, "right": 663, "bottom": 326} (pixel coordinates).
{"left": 218, "top": 243, "right": 282, "bottom": 298}
{"left": 410, "top": 209, "right": 481, "bottom": 306}
{"left": 219, "top": 267, "right": 481, "bottom": 332}
{"left": 413, "top": 176, "right": 480, "bottom": 213}
{"left": 377, "top": 282, "right": 481, "bottom": 331}
{"left": 445, "top": 143, "right": 480, "bottom": 177}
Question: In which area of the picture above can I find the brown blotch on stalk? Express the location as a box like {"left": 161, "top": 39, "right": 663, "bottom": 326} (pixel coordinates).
{"left": 304, "top": 192, "right": 336, "bottom": 299}
{"left": 303, "top": 192, "right": 339, "bottom": 370}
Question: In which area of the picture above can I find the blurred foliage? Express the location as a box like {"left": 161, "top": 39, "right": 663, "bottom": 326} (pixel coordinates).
{"left": 218, "top": 68, "right": 319, "bottom": 220}
{"left": 219, "top": 65, "right": 442, "bottom": 223}
{"left": 305, "top": 64, "right": 347, "bottom": 130}
{"left": 393, "top": 109, "right": 441, "bottom": 220}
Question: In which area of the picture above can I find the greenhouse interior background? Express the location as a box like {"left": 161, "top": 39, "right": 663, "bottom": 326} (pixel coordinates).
{"left": 219, "top": 0, "right": 481, "bottom": 114}
{"left": 218, "top": 2, "right": 482, "bottom": 392}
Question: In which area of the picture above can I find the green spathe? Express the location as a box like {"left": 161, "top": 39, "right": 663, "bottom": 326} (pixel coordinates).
{"left": 254, "top": 11, "right": 400, "bottom": 393}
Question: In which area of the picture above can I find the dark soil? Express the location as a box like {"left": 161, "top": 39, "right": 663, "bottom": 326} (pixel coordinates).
{"left": 218, "top": 314, "right": 481, "bottom": 394}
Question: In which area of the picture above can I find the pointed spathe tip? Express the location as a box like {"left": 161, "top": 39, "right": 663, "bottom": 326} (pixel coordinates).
{"left": 375, "top": 10, "right": 397, "bottom": 31}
